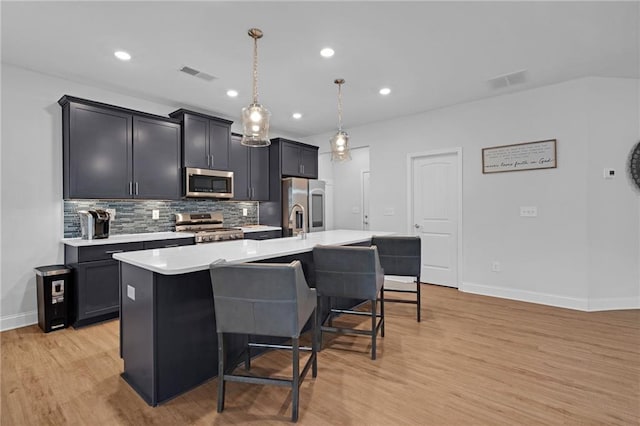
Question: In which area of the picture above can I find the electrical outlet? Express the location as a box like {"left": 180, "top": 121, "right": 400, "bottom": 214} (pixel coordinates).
{"left": 106, "top": 208, "right": 116, "bottom": 220}
{"left": 520, "top": 206, "right": 537, "bottom": 217}
{"left": 242, "top": 208, "right": 248, "bottom": 217}
{"left": 492, "top": 261, "right": 501, "bottom": 272}
{"left": 152, "top": 209, "right": 160, "bottom": 220}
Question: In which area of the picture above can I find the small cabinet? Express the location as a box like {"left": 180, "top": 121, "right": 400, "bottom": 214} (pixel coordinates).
{"left": 276, "top": 139, "right": 318, "bottom": 179}
{"left": 169, "top": 109, "right": 232, "bottom": 171}
{"left": 59, "top": 96, "right": 182, "bottom": 200}
{"left": 229, "top": 134, "right": 269, "bottom": 201}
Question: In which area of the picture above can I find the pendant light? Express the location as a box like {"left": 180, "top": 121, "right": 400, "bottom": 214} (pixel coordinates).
{"left": 330, "top": 78, "right": 351, "bottom": 161}
{"left": 241, "top": 28, "right": 271, "bottom": 147}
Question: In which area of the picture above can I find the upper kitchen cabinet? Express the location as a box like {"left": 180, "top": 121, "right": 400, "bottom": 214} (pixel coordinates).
{"left": 229, "top": 134, "right": 269, "bottom": 201}
{"left": 169, "top": 109, "right": 232, "bottom": 171}
{"left": 59, "top": 96, "right": 182, "bottom": 200}
{"left": 273, "top": 138, "right": 318, "bottom": 179}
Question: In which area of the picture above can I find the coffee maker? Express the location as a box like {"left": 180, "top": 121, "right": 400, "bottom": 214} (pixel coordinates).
{"left": 78, "top": 209, "right": 111, "bottom": 239}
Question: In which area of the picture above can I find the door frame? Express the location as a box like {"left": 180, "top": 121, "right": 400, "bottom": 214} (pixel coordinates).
{"left": 361, "top": 170, "right": 370, "bottom": 230}
{"left": 406, "top": 148, "right": 463, "bottom": 288}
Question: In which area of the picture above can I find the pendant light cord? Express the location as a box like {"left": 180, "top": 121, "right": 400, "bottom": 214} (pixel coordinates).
{"left": 252, "top": 35, "right": 259, "bottom": 104}
{"left": 337, "top": 82, "right": 343, "bottom": 131}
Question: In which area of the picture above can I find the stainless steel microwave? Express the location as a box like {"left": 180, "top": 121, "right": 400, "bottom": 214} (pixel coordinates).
{"left": 185, "top": 167, "right": 234, "bottom": 199}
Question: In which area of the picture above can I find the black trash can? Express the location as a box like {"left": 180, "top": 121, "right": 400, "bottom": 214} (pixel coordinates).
{"left": 34, "top": 265, "right": 71, "bottom": 333}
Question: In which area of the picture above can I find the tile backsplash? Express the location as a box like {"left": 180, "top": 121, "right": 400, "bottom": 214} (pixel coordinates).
{"left": 64, "top": 199, "right": 258, "bottom": 238}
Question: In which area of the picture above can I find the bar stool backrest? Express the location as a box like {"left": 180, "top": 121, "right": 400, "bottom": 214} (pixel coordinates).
{"left": 210, "top": 261, "right": 312, "bottom": 338}
{"left": 371, "top": 236, "right": 421, "bottom": 277}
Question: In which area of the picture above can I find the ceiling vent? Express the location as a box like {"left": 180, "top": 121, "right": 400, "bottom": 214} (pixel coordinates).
{"left": 179, "top": 66, "right": 216, "bottom": 82}
{"left": 488, "top": 69, "right": 527, "bottom": 90}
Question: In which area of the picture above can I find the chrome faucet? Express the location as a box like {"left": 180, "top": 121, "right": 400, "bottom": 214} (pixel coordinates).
{"left": 288, "top": 203, "right": 307, "bottom": 239}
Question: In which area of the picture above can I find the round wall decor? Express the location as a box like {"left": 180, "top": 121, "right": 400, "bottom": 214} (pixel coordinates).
{"left": 631, "top": 141, "right": 640, "bottom": 190}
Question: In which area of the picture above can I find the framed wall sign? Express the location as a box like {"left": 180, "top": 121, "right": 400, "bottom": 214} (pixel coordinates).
{"left": 482, "top": 139, "right": 557, "bottom": 174}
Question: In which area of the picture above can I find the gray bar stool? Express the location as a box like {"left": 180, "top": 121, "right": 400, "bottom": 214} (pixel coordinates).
{"left": 371, "top": 236, "right": 422, "bottom": 322}
{"left": 209, "top": 260, "right": 318, "bottom": 422}
{"left": 313, "top": 245, "right": 385, "bottom": 360}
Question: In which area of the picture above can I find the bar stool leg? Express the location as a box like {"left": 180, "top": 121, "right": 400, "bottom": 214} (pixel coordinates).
{"left": 245, "top": 334, "right": 251, "bottom": 370}
{"left": 380, "top": 286, "right": 385, "bottom": 337}
{"left": 311, "top": 308, "right": 318, "bottom": 378}
{"left": 371, "top": 299, "right": 377, "bottom": 360}
{"left": 417, "top": 276, "right": 421, "bottom": 323}
{"left": 217, "top": 332, "right": 226, "bottom": 412}
{"left": 292, "top": 337, "right": 300, "bottom": 422}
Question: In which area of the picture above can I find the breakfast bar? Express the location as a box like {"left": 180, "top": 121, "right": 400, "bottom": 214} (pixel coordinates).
{"left": 114, "top": 230, "right": 392, "bottom": 405}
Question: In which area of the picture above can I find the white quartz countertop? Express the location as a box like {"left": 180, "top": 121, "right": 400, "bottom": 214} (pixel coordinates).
{"left": 113, "top": 229, "right": 394, "bottom": 275}
{"left": 240, "top": 225, "right": 282, "bottom": 233}
{"left": 62, "top": 231, "right": 195, "bottom": 247}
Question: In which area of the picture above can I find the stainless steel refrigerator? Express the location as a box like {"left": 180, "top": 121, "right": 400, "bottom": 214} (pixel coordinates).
{"left": 282, "top": 178, "right": 326, "bottom": 237}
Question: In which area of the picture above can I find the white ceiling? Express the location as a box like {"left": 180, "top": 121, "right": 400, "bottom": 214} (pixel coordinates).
{"left": 2, "top": 1, "right": 638, "bottom": 138}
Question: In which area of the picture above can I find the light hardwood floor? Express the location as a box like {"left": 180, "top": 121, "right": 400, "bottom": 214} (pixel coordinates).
{"left": 2, "top": 284, "right": 639, "bottom": 425}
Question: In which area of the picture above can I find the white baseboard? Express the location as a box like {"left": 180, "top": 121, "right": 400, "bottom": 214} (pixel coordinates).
{"left": 588, "top": 297, "right": 640, "bottom": 311}
{"left": 460, "top": 282, "right": 589, "bottom": 311}
{"left": 460, "top": 282, "right": 640, "bottom": 312}
{"left": 1, "top": 311, "right": 38, "bottom": 332}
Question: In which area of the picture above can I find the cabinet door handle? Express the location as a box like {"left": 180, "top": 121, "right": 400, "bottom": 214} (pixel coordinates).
{"left": 302, "top": 164, "right": 305, "bottom": 174}
{"left": 210, "top": 154, "right": 214, "bottom": 166}
{"left": 105, "top": 250, "right": 124, "bottom": 254}
{"left": 164, "top": 244, "right": 179, "bottom": 248}
{"left": 129, "top": 182, "right": 133, "bottom": 195}
{"left": 206, "top": 155, "right": 210, "bottom": 166}
{"left": 251, "top": 187, "right": 255, "bottom": 198}
{"left": 135, "top": 182, "right": 139, "bottom": 195}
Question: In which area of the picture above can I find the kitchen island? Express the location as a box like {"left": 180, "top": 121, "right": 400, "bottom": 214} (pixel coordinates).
{"left": 114, "top": 230, "right": 392, "bottom": 406}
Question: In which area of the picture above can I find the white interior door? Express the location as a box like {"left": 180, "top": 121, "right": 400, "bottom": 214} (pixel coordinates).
{"left": 411, "top": 151, "right": 460, "bottom": 288}
{"left": 362, "top": 171, "right": 370, "bottom": 230}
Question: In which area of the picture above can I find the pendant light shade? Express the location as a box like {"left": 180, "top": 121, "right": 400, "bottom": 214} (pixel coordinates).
{"left": 241, "top": 28, "right": 271, "bottom": 147}
{"left": 330, "top": 79, "right": 351, "bottom": 161}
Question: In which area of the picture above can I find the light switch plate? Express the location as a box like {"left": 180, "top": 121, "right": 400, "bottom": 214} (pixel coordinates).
{"left": 127, "top": 285, "right": 135, "bottom": 301}
{"left": 152, "top": 209, "right": 160, "bottom": 220}
{"left": 242, "top": 208, "right": 248, "bottom": 217}
{"left": 603, "top": 168, "right": 615, "bottom": 179}
{"left": 106, "top": 208, "right": 116, "bottom": 220}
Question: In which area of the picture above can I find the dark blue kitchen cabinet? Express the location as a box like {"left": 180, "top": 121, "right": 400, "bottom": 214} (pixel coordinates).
{"left": 229, "top": 133, "right": 269, "bottom": 201}
{"left": 277, "top": 138, "right": 318, "bottom": 179}
{"left": 133, "top": 116, "right": 181, "bottom": 200}
{"left": 59, "top": 96, "right": 182, "bottom": 200}
{"left": 65, "top": 237, "right": 195, "bottom": 328}
{"left": 64, "top": 102, "right": 132, "bottom": 199}
{"left": 169, "top": 109, "right": 232, "bottom": 171}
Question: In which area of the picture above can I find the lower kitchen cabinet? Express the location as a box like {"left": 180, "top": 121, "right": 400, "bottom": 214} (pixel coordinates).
{"left": 65, "top": 237, "right": 195, "bottom": 327}
{"left": 71, "top": 259, "right": 121, "bottom": 327}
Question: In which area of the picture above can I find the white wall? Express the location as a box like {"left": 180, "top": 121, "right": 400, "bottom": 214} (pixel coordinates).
{"left": 306, "top": 77, "right": 640, "bottom": 311}
{"left": 330, "top": 147, "right": 370, "bottom": 230}
{"left": 0, "top": 64, "right": 294, "bottom": 330}
{"left": 586, "top": 78, "right": 640, "bottom": 309}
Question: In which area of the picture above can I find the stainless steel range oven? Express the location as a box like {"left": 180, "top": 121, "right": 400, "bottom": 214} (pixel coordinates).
{"left": 175, "top": 212, "right": 243, "bottom": 243}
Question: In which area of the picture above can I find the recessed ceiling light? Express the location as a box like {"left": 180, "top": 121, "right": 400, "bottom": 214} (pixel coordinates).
{"left": 379, "top": 87, "right": 391, "bottom": 95}
{"left": 114, "top": 50, "right": 131, "bottom": 61}
{"left": 292, "top": 112, "right": 302, "bottom": 120}
{"left": 226, "top": 89, "right": 238, "bottom": 98}
{"left": 320, "top": 47, "right": 335, "bottom": 58}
